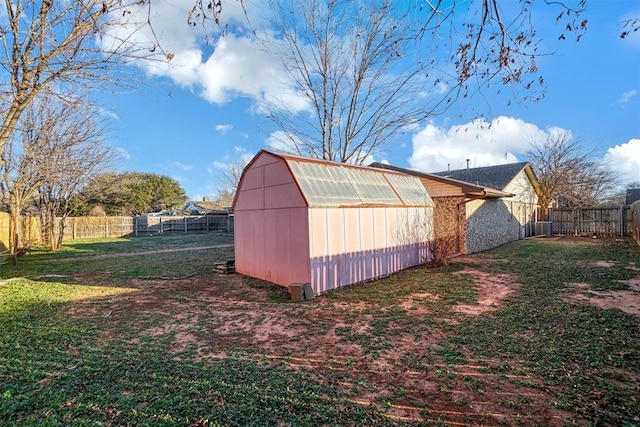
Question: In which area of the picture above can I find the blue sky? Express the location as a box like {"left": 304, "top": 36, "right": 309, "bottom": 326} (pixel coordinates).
{"left": 102, "top": 0, "right": 640, "bottom": 200}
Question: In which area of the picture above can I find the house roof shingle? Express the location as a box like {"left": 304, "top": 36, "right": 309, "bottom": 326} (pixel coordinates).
{"left": 184, "top": 200, "right": 230, "bottom": 214}
{"left": 626, "top": 188, "right": 640, "bottom": 205}
{"left": 369, "top": 162, "right": 512, "bottom": 198}
{"left": 432, "top": 162, "right": 530, "bottom": 191}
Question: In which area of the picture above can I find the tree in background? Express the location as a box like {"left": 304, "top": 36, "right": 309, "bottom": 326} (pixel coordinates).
{"left": 599, "top": 181, "right": 640, "bottom": 207}
{"left": 262, "top": 0, "right": 428, "bottom": 163}
{"left": 526, "top": 130, "right": 618, "bottom": 218}
{"left": 77, "top": 172, "right": 188, "bottom": 216}
{"left": 214, "top": 157, "right": 250, "bottom": 206}
{"left": 0, "top": 94, "right": 114, "bottom": 259}
{"left": 0, "top": 0, "right": 164, "bottom": 165}
{"left": 36, "top": 126, "right": 115, "bottom": 251}
{"left": 225, "top": 0, "right": 596, "bottom": 163}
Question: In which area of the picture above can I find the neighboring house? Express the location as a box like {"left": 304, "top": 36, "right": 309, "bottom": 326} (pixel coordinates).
{"left": 626, "top": 189, "right": 640, "bottom": 205}
{"left": 183, "top": 198, "right": 231, "bottom": 215}
{"left": 370, "top": 162, "right": 512, "bottom": 255}
{"left": 432, "top": 162, "right": 541, "bottom": 252}
{"left": 233, "top": 150, "right": 435, "bottom": 296}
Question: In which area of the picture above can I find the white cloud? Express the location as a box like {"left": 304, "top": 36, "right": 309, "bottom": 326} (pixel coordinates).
{"left": 602, "top": 139, "right": 640, "bottom": 185}
{"left": 173, "top": 161, "right": 193, "bottom": 171}
{"left": 209, "top": 148, "right": 255, "bottom": 174}
{"left": 115, "top": 147, "right": 131, "bottom": 161}
{"left": 265, "top": 131, "right": 298, "bottom": 153}
{"left": 617, "top": 89, "right": 637, "bottom": 104}
{"left": 408, "top": 116, "right": 549, "bottom": 172}
{"left": 212, "top": 161, "right": 229, "bottom": 170}
{"left": 216, "top": 124, "right": 233, "bottom": 134}
{"left": 102, "top": 0, "right": 310, "bottom": 114}
{"left": 99, "top": 107, "right": 120, "bottom": 121}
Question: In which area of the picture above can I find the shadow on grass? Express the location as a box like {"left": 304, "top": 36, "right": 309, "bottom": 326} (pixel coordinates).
{"left": 0, "top": 283, "right": 393, "bottom": 426}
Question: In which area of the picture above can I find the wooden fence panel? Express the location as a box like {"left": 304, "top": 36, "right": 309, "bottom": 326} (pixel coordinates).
{"left": 0, "top": 211, "right": 10, "bottom": 254}
{"left": 631, "top": 203, "right": 640, "bottom": 245}
{"left": 133, "top": 216, "right": 233, "bottom": 236}
{"left": 0, "top": 214, "right": 233, "bottom": 257}
{"left": 55, "top": 215, "right": 233, "bottom": 239}
{"left": 550, "top": 207, "right": 630, "bottom": 236}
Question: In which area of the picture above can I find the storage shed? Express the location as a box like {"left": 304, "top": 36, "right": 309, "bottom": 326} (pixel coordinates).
{"left": 233, "top": 150, "right": 435, "bottom": 296}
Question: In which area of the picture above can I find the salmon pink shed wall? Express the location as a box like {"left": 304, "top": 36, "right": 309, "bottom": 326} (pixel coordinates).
{"left": 308, "top": 206, "right": 432, "bottom": 294}
{"left": 234, "top": 152, "right": 311, "bottom": 287}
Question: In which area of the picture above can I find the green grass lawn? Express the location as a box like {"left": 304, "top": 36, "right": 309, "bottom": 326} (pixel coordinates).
{"left": 1, "top": 234, "right": 639, "bottom": 426}
{"left": 23, "top": 232, "right": 235, "bottom": 260}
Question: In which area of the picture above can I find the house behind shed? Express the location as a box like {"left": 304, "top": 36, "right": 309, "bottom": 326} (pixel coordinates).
{"left": 370, "top": 162, "right": 512, "bottom": 256}
{"left": 233, "top": 150, "right": 435, "bottom": 296}
{"left": 432, "top": 162, "right": 540, "bottom": 252}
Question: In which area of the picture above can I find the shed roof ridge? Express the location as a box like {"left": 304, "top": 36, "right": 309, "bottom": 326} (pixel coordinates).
{"left": 262, "top": 151, "right": 432, "bottom": 208}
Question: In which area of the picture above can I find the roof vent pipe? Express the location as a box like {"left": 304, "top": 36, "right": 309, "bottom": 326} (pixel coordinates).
{"left": 466, "top": 159, "right": 470, "bottom": 169}
{"left": 448, "top": 163, "right": 450, "bottom": 173}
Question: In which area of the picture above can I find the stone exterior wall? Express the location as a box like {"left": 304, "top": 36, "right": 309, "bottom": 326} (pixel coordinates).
{"left": 502, "top": 170, "right": 539, "bottom": 237}
{"left": 432, "top": 196, "right": 467, "bottom": 256}
{"left": 465, "top": 199, "right": 520, "bottom": 253}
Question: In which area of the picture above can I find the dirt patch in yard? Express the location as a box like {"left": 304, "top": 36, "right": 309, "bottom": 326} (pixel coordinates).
{"left": 452, "top": 268, "right": 518, "bottom": 315}
{"left": 577, "top": 260, "right": 617, "bottom": 268}
{"left": 397, "top": 292, "right": 438, "bottom": 314}
{"left": 564, "top": 280, "right": 640, "bottom": 316}
{"left": 62, "top": 261, "right": 572, "bottom": 426}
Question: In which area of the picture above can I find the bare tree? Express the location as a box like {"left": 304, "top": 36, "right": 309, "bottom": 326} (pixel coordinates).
{"left": 0, "top": 0, "right": 164, "bottom": 163}
{"left": 258, "top": 0, "right": 593, "bottom": 164}
{"left": 0, "top": 108, "right": 42, "bottom": 261}
{"left": 262, "top": 0, "right": 431, "bottom": 163}
{"left": 36, "top": 120, "right": 115, "bottom": 252}
{"left": 526, "top": 130, "right": 618, "bottom": 218}
{"left": 0, "top": 94, "right": 114, "bottom": 259}
{"left": 214, "top": 156, "right": 250, "bottom": 205}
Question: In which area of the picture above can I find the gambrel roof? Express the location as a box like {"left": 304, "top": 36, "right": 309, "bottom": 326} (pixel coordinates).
{"left": 236, "top": 150, "right": 434, "bottom": 209}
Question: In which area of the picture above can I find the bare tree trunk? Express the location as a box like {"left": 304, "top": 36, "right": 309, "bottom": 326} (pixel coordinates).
{"left": 52, "top": 216, "right": 66, "bottom": 252}
{"left": 0, "top": 101, "right": 31, "bottom": 165}
{"left": 8, "top": 199, "right": 21, "bottom": 265}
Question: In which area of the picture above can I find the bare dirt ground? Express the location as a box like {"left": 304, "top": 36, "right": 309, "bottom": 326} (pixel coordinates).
{"left": 56, "top": 235, "right": 640, "bottom": 426}
{"left": 65, "top": 263, "right": 583, "bottom": 426}
{"left": 563, "top": 260, "right": 640, "bottom": 316}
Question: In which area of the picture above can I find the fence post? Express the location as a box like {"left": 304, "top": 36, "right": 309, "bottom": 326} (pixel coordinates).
{"left": 105, "top": 217, "right": 109, "bottom": 238}
{"left": 134, "top": 216, "right": 138, "bottom": 237}
{"left": 160, "top": 217, "right": 163, "bottom": 234}
{"left": 184, "top": 217, "right": 188, "bottom": 234}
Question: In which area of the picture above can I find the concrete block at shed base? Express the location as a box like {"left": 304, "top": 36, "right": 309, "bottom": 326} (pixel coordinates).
{"left": 288, "top": 283, "right": 314, "bottom": 301}
{"left": 303, "top": 283, "right": 315, "bottom": 300}
{"left": 289, "top": 283, "right": 304, "bottom": 302}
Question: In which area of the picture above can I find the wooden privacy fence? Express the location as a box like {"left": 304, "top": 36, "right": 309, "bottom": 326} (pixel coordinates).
{"left": 549, "top": 206, "right": 631, "bottom": 236}
{"left": 59, "top": 215, "right": 234, "bottom": 240}
{"left": 631, "top": 203, "right": 640, "bottom": 245}
{"left": 0, "top": 214, "right": 234, "bottom": 252}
